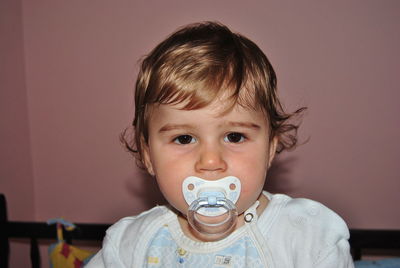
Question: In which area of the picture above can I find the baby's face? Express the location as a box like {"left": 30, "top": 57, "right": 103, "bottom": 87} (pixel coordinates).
{"left": 143, "top": 100, "right": 276, "bottom": 230}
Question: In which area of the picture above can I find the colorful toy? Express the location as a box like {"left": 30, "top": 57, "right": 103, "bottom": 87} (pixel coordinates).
{"left": 47, "top": 218, "right": 94, "bottom": 268}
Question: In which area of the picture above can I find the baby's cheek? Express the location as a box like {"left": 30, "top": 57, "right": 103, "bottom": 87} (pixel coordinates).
{"left": 241, "top": 178, "right": 263, "bottom": 194}
{"left": 237, "top": 184, "right": 264, "bottom": 210}
{"left": 157, "top": 177, "right": 187, "bottom": 210}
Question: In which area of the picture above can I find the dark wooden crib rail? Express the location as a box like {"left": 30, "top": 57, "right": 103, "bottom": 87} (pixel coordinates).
{"left": 0, "top": 194, "right": 110, "bottom": 268}
{"left": 2, "top": 193, "right": 400, "bottom": 267}
{"left": 349, "top": 229, "right": 400, "bottom": 260}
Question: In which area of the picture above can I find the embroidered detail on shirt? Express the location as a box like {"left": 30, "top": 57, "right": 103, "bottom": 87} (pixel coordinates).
{"left": 146, "top": 226, "right": 264, "bottom": 267}
{"left": 307, "top": 204, "right": 320, "bottom": 216}
{"left": 214, "top": 255, "right": 232, "bottom": 266}
{"left": 147, "top": 256, "right": 159, "bottom": 264}
{"left": 176, "top": 247, "right": 188, "bottom": 264}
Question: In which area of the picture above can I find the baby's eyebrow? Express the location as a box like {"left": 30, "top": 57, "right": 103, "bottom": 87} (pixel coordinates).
{"left": 224, "top": 121, "right": 261, "bottom": 130}
{"left": 158, "top": 123, "right": 194, "bottom": 133}
{"left": 158, "top": 122, "right": 261, "bottom": 133}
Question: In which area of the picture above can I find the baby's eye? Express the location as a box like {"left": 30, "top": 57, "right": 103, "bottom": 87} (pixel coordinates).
{"left": 173, "top": 135, "right": 196, "bottom": 145}
{"left": 224, "top": 132, "right": 246, "bottom": 143}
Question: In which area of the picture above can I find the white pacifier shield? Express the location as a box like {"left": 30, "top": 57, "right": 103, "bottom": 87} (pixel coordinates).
{"left": 182, "top": 176, "right": 241, "bottom": 216}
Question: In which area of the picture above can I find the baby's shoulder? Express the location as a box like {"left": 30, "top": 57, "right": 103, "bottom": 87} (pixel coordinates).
{"left": 104, "top": 206, "right": 170, "bottom": 249}
{"left": 106, "top": 206, "right": 168, "bottom": 240}
{"left": 266, "top": 193, "right": 350, "bottom": 244}
{"left": 90, "top": 206, "right": 171, "bottom": 267}
{"left": 284, "top": 196, "right": 348, "bottom": 234}
{"left": 262, "top": 193, "right": 353, "bottom": 264}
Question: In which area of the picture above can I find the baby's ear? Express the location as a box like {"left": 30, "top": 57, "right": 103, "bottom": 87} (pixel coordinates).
{"left": 267, "top": 136, "right": 278, "bottom": 168}
{"left": 142, "top": 144, "right": 155, "bottom": 177}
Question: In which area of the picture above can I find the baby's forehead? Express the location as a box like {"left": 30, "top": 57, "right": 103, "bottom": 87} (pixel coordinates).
{"left": 155, "top": 85, "right": 261, "bottom": 111}
{"left": 149, "top": 98, "right": 266, "bottom": 120}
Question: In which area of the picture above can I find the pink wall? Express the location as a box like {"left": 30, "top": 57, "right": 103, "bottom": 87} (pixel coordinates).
{"left": 2, "top": 0, "right": 400, "bottom": 266}
{"left": 0, "top": 0, "right": 35, "bottom": 267}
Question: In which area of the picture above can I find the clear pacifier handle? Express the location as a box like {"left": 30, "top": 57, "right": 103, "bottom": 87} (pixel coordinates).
{"left": 182, "top": 176, "right": 241, "bottom": 239}
{"left": 187, "top": 196, "right": 237, "bottom": 236}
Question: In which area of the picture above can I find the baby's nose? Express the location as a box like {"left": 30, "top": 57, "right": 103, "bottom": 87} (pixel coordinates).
{"left": 195, "top": 144, "right": 227, "bottom": 174}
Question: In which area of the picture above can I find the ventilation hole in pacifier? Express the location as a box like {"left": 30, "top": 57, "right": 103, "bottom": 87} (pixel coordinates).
{"left": 229, "top": 183, "right": 236, "bottom": 190}
{"left": 187, "top": 183, "right": 194, "bottom": 191}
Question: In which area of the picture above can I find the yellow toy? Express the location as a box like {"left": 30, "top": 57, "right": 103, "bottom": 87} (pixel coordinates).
{"left": 47, "top": 219, "right": 94, "bottom": 268}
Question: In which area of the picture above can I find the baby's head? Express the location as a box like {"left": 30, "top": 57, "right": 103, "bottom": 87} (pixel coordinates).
{"left": 124, "top": 21, "right": 303, "bottom": 165}
{"left": 122, "top": 21, "right": 304, "bottom": 240}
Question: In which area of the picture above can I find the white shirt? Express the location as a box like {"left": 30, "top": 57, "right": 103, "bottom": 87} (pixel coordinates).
{"left": 86, "top": 192, "right": 354, "bottom": 267}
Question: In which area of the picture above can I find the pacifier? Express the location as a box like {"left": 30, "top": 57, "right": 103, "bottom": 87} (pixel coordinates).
{"left": 182, "top": 176, "right": 241, "bottom": 240}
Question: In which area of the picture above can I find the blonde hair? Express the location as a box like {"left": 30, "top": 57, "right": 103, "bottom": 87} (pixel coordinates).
{"left": 121, "top": 21, "right": 305, "bottom": 168}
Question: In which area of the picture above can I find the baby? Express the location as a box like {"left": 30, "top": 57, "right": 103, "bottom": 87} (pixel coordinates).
{"left": 87, "top": 21, "right": 354, "bottom": 267}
